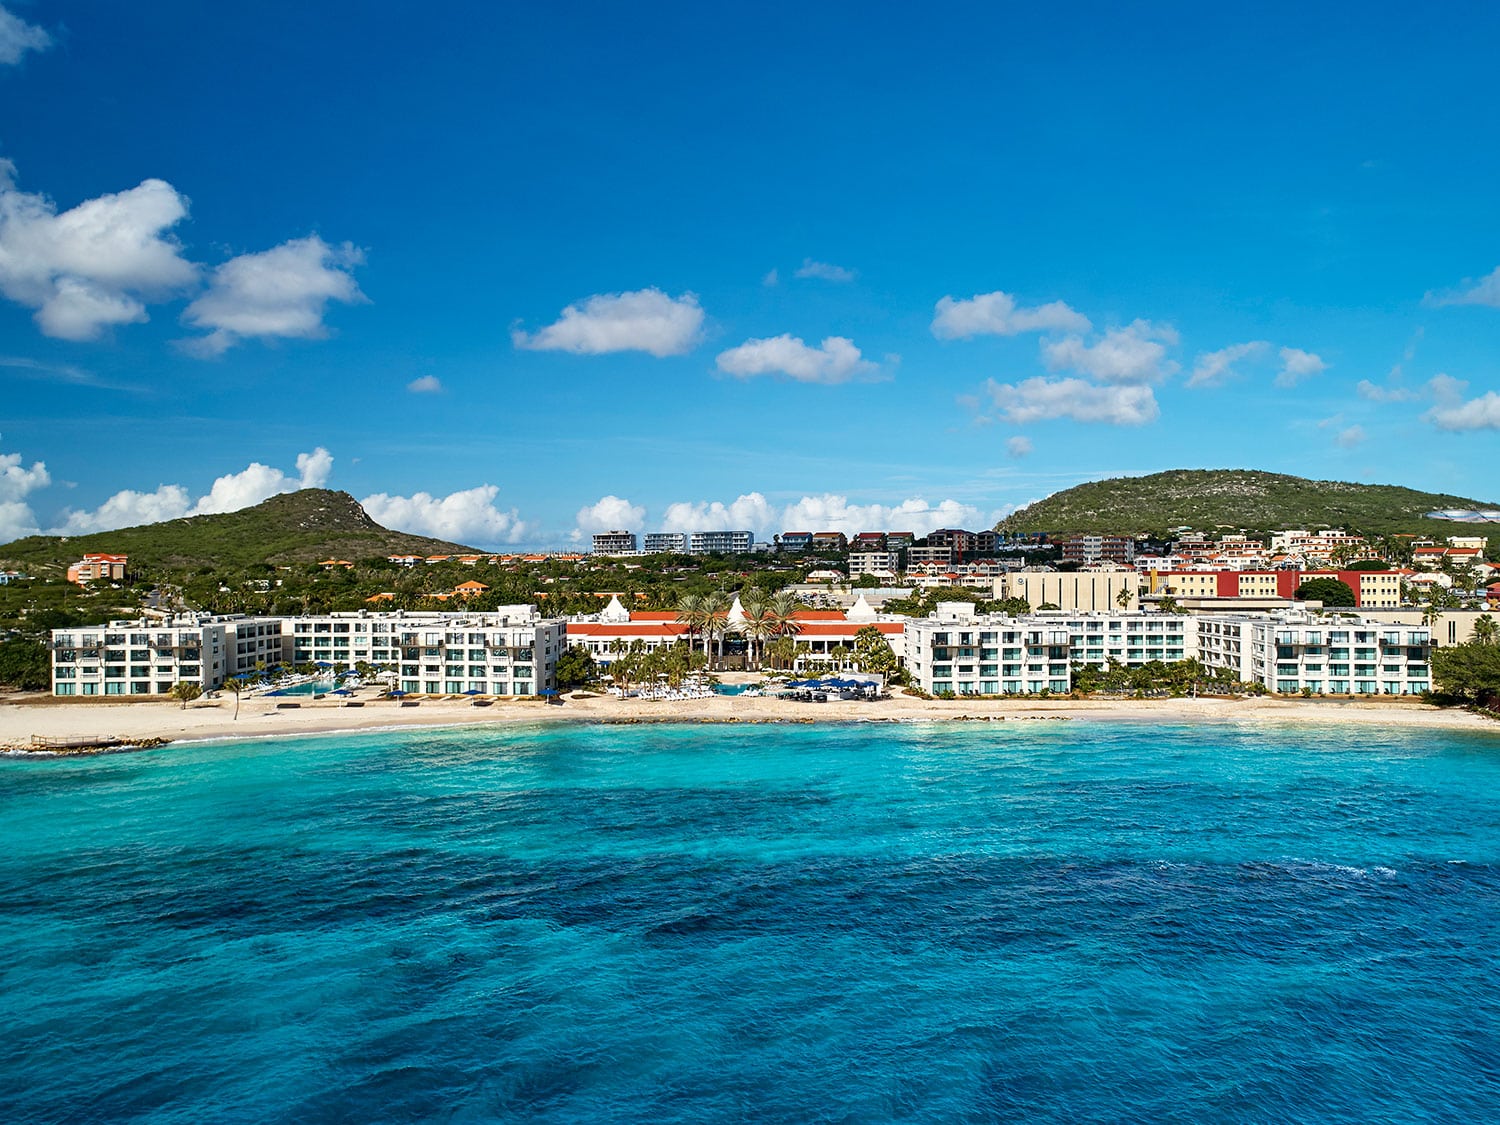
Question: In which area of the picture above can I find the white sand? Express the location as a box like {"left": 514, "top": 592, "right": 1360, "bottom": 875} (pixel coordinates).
{"left": 2, "top": 688, "right": 1494, "bottom": 753}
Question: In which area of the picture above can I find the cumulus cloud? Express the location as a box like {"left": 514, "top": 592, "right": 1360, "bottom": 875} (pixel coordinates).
{"left": 407, "top": 375, "right": 442, "bottom": 394}
{"left": 0, "top": 5, "right": 50, "bottom": 65}
{"left": 1426, "top": 379, "right": 1500, "bottom": 431}
{"left": 1043, "top": 320, "right": 1180, "bottom": 384}
{"left": 360, "top": 485, "right": 527, "bottom": 545}
{"left": 716, "top": 334, "right": 876, "bottom": 384}
{"left": 181, "top": 235, "right": 365, "bottom": 357}
{"left": 1425, "top": 265, "right": 1500, "bottom": 308}
{"left": 1006, "top": 436, "right": 1033, "bottom": 458}
{"left": 512, "top": 288, "right": 704, "bottom": 357}
{"left": 42, "top": 447, "right": 334, "bottom": 534}
{"left": 0, "top": 160, "right": 197, "bottom": 340}
{"left": 931, "top": 291, "right": 1091, "bottom": 340}
{"left": 50, "top": 484, "right": 193, "bottom": 534}
{"left": 0, "top": 448, "right": 48, "bottom": 542}
{"left": 780, "top": 495, "right": 989, "bottom": 538}
{"left": 573, "top": 495, "right": 648, "bottom": 541}
{"left": 1275, "top": 347, "right": 1327, "bottom": 388}
{"left": 762, "top": 268, "right": 779, "bottom": 287}
{"left": 1187, "top": 340, "right": 1269, "bottom": 388}
{"left": 660, "top": 492, "right": 778, "bottom": 535}
{"left": 1335, "top": 425, "right": 1366, "bottom": 449}
{"left": 982, "top": 376, "right": 1159, "bottom": 425}
{"left": 794, "top": 258, "right": 856, "bottom": 282}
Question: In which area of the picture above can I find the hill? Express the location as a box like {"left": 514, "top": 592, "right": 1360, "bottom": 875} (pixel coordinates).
{"left": 997, "top": 469, "right": 1500, "bottom": 539}
{"left": 0, "top": 490, "right": 477, "bottom": 576}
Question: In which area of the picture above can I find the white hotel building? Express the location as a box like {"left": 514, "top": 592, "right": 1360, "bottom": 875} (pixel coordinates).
{"left": 50, "top": 615, "right": 289, "bottom": 696}
{"left": 51, "top": 608, "right": 566, "bottom": 697}
{"left": 902, "top": 603, "right": 1433, "bottom": 697}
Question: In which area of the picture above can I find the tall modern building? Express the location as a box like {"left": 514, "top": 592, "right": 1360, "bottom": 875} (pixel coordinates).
{"left": 688, "top": 530, "right": 753, "bottom": 554}
{"left": 591, "top": 530, "right": 638, "bottom": 554}
{"left": 643, "top": 532, "right": 688, "bottom": 553}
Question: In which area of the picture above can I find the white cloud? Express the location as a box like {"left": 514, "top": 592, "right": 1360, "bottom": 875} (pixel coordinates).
{"left": 1427, "top": 373, "right": 1467, "bottom": 404}
{"left": 573, "top": 495, "right": 647, "bottom": 541}
{"left": 1356, "top": 378, "right": 1419, "bottom": 403}
{"left": 1425, "top": 265, "right": 1500, "bottom": 308}
{"left": 512, "top": 288, "right": 704, "bottom": 357}
{"left": 42, "top": 447, "right": 334, "bottom": 535}
{"left": 181, "top": 235, "right": 365, "bottom": 357}
{"left": 1426, "top": 389, "right": 1500, "bottom": 432}
{"left": 407, "top": 375, "right": 442, "bottom": 394}
{"left": 660, "top": 492, "right": 778, "bottom": 535}
{"left": 1043, "top": 320, "right": 1180, "bottom": 384}
{"left": 1275, "top": 347, "right": 1327, "bottom": 388}
{"left": 762, "top": 268, "right": 779, "bottom": 287}
{"left": 0, "top": 160, "right": 197, "bottom": 340}
{"left": 1335, "top": 425, "right": 1366, "bottom": 449}
{"left": 360, "top": 485, "right": 527, "bottom": 545}
{"left": 1187, "top": 340, "right": 1269, "bottom": 388}
{"left": 794, "top": 258, "right": 856, "bottom": 282}
{"left": 716, "top": 334, "right": 876, "bottom": 384}
{"left": 931, "top": 291, "right": 1091, "bottom": 339}
{"left": 780, "top": 495, "right": 988, "bottom": 538}
{"left": 983, "top": 376, "right": 1159, "bottom": 425}
{"left": 0, "top": 6, "right": 50, "bottom": 65}
{"left": 50, "top": 484, "right": 193, "bottom": 534}
{"left": 0, "top": 448, "right": 48, "bottom": 541}
{"left": 1006, "top": 436, "right": 1033, "bottom": 458}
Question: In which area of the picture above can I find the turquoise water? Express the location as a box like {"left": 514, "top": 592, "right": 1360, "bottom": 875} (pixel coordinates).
{"left": 267, "top": 679, "right": 337, "bottom": 697}
{"left": 3, "top": 720, "right": 1500, "bottom": 1122}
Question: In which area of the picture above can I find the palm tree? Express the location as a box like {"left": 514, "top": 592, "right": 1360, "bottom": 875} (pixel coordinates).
{"left": 768, "top": 590, "right": 803, "bottom": 644}
{"left": 1473, "top": 613, "right": 1497, "bottom": 645}
{"left": 224, "top": 677, "right": 245, "bottom": 720}
{"left": 675, "top": 593, "right": 708, "bottom": 662}
{"left": 739, "top": 594, "right": 774, "bottom": 670}
{"left": 700, "top": 590, "right": 731, "bottom": 669}
{"left": 1116, "top": 585, "right": 1134, "bottom": 610}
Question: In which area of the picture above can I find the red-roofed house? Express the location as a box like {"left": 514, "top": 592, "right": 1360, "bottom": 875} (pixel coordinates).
{"left": 67, "top": 553, "right": 127, "bottom": 585}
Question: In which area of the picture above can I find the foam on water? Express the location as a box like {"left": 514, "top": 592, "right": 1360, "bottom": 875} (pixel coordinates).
{"left": 2, "top": 721, "right": 1500, "bottom": 1122}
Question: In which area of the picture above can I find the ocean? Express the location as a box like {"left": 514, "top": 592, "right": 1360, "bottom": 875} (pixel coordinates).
{"left": 3, "top": 719, "right": 1499, "bottom": 1122}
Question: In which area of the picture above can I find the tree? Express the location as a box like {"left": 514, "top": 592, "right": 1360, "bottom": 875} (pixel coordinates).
{"left": 170, "top": 681, "right": 202, "bottom": 710}
{"left": 0, "top": 638, "right": 50, "bottom": 690}
{"left": 223, "top": 677, "right": 245, "bottom": 719}
{"left": 1116, "top": 586, "right": 1134, "bottom": 610}
{"left": 1294, "top": 577, "right": 1356, "bottom": 607}
{"left": 555, "top": 645, "right": 597, "bottom": 690}
{"left": 739, "top": 594, "right": 775, "bottom": 670}
{"left": 1473, "top": 614, "right": 1498, "bottom": 645}
{"left": 852, "top": 625, "right": 898, "bottom": 676}
{"left": 1432, "top": 642, "right": 1500, "bottom": 706}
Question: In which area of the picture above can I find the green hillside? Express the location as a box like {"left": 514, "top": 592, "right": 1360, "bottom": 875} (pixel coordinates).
{"left": 0, "top": 490, "right": 477, "bottom": 576}
{"left": 998, "top": 469, "right": 1500, "bottom": 538}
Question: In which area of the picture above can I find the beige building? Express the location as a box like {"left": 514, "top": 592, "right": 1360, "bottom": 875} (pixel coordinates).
{"left": 994, "top": 569, "right": 1139, "bottom": 612}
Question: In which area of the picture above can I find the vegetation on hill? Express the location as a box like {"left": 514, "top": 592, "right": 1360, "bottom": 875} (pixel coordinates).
{"left": 0, "top": 490, "right": 476, "bottom": 576}
{"left": 998, "top": 469, "right": 1500, "bottom": 540}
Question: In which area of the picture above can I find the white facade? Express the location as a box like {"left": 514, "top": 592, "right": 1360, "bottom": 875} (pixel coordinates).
{"left": 1196, "top": 613, "right": 1432, "bottom": 695}
{"left": 591, "top": 531, "right": 638, "bottom": 554}
{"left": 849, "top": 550, "right": 900, "bottom": 578}
{"left": 287, "top": 608, "right": 565, "bottom": 695}
{"left": 50, "top": 615, "right": 288, "bottom": 696}
{"left": 52, "top": 608, "right": 565, "bottom": 697}
{"left": 643, "top": 532, "right": 688, "bottom": 553}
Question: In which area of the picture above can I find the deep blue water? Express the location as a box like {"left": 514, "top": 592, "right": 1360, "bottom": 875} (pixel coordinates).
{"left": 4, "top": 719, "right": 1500, "bottom": 1123}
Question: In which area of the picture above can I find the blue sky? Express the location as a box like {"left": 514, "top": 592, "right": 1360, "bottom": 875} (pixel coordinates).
{"left": 2, "top": 1, "right": 1498, "bottom": 548}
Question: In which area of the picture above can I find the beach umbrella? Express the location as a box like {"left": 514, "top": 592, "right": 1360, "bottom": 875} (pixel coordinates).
{"left": 315, "top": 661, "right": 333, "bottom": 669}
{"left": 331, "top": 688, "right": 352, "bottom": 696}
{"left": 387, "top": 689, "right": 407, "bottom": 698}
{"left": 464, "top": 689, "right": 483, "bottom": 696}
{"left": 539, "top": 688, "right": 559, "bottom": 696}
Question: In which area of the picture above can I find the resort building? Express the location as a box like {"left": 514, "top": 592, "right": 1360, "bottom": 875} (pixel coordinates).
{"left": 906, "top": 545, "right": 955, "bottom": 568}
{"left": 66, "top": 553, "right": 128, "bottom": 585}
{"left": 50, "top": 614, "right": 288, "bottom": 696}
{"left": 643, "top": 532, "right": 688, "bottom": 553}
{"left": 1195, "top": 613, "right": 1433, "bottom": 695}
{"left": 810, "top": 531, "right": 849, "bottom": 552}
{"left": 591, "top": 530, "right": 638, "bottom": 554}
{"left": 51, "top": 608, "right": 565, "bottom": 697}
{"left": 688, "top": 530, "right": 754, "bottom": 554}
{"left": 1142, "top": 568, "right": 1411, "bottom": 610}
{"left": 903, "top": 603, "right": 1074, "bottom": 696}
{"left": 777, "top": 532, "right": 813, "bottom": 552}
{"left": 285, "top": 608, "right": 564, "bottom": 695}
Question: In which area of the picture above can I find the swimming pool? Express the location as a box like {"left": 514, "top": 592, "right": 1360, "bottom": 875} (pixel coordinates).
{"left": 268, "top": 680, "right": 337, "bottom": 697}
{"left": 713, "top": 683, "right": 761, "bottom": 696}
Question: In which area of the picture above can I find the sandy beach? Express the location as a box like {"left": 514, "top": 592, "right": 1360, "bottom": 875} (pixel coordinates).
{"left": 2, "top": 688, "right": 1495, "bottom": 752}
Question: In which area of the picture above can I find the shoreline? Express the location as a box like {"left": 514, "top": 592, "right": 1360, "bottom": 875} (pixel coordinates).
{"left": 2, "top": 690, "right": 1496, "bottom": 755}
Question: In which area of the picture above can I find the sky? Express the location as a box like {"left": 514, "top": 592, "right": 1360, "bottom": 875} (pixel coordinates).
{"left": 1, "top": 1, "right": 1499, "bottom": 549}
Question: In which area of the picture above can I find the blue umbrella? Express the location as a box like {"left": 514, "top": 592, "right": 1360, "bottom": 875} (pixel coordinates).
{"left": 464, "top": 689, "right": 483, "bottom": 696}
{"left": 315, "top": 661, "right": 333, "bottom": 669}
{"left": 539, "top": 688, "right": 560, "bottom": 697}
{"left": 331, "top": 688, "right": 352, "bottom": 696}
{"left": 387, "top": 689, "right": 407, "bottom": 698}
